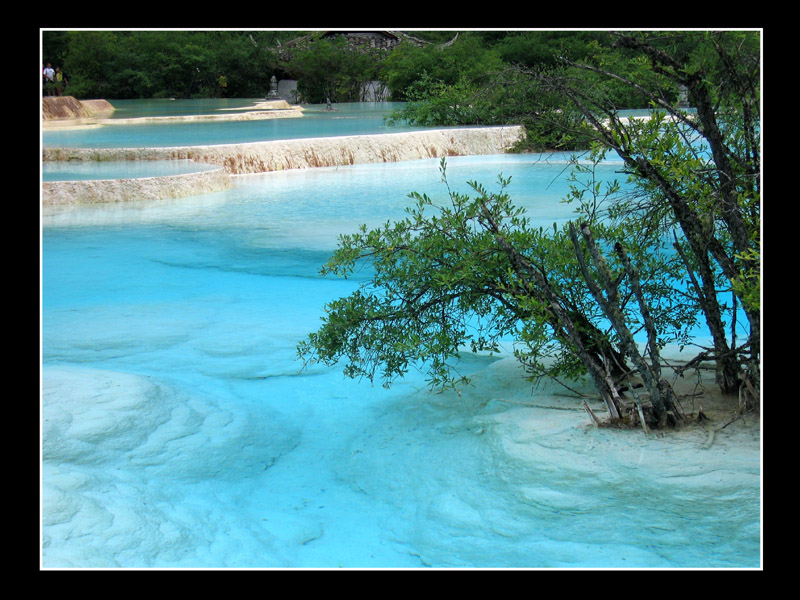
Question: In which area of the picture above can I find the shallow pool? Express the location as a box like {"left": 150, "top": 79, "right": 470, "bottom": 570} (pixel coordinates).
{"left": 41, "top": 151, "right": 760, "bottom": 569}
{"left": 42, "top": 159, "right": 221, "bottom": 181}
{"left": 42, "top": 101, "right": 433, "bottom": 148}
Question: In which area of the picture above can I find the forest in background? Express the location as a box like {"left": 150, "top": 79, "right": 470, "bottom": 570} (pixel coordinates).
{"left": 42, "top": 30, "right": 623, "bottom": 104}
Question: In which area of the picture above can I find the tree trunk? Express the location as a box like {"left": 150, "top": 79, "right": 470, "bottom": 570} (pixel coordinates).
{"left": 479, "top": 202, "right": 626, "bottom": 420}
{"left": 568, "top": 222, "right": 676, "bottom": 426}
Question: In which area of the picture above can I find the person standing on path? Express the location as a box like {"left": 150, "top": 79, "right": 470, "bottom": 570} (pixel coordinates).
{"left": 54, "top": 66, "right": 65, "bottom": 96}
{"left": 43, "top": 63, "right": 55, "bottom": 96}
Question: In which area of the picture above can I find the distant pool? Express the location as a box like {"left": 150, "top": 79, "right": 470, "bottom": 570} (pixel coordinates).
{"left": 42, "top": 159, "right": 220, "bottom": 182}
{"left": 41, "top": 100, "right": 429, "bottom": 149}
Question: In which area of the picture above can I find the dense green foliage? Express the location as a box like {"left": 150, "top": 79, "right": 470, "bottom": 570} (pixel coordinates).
{"left": 276, "top": 34, "right": 385, "bottom": 103}
{"left": 42, "top": 31, "right": 298, "bottom": 99}
{"left": 299, "top": 157, "right": 693, "bottom": 388}
{"left": 42, "top": 30, "right": 663, "bottom": 106}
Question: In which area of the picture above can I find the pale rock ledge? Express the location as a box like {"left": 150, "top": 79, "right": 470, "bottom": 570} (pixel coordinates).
{"left": 43, "top": 126, "right": 527, "bottom": 175}
{"left": 42, "top": 126, "right": 527, "bottom": 205}
{"left": 42, "top": 167, "right": 232, "bottom": 206}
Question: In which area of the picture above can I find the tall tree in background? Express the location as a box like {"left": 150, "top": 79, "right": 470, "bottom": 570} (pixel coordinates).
{"left": 275, "top": 34, "right": 385, "bottom": 103}
{"left": 48, "top": 30, "right": 296, "bottom": 99}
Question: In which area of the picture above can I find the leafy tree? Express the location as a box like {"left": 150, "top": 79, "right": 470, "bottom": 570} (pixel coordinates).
{"left": 391, "top": 30, "right": 760, "bottom": 397}
{"left": 385, "top": 73, "right": 482, "bottom": 126}
{"left": 299, "top": 30, "right": 761, "bottom": 425}
{"left": 61, "top": 31, "right": 120, "bottom": 98}
{"left": 490, "top": 31, "right": 610, "bottom": 70}
{"left": 542, "top": 31, "right": 761, "bottom": 396}
{"left": 278, "top": 34, "right": 383, "bottom": 103}
{"left": 202, "top": 31, "right": 275, "bottom": 97}
{"left": 381, "top": 33, "right": 504, "bottom": 101}
{"left": 42, "top": 31, "right": 71, "bottom": 70}
{"left": 298, "top": 157, "right": 693, "bottom": 428}
{"left": 48, "top": 30, "right": 294, "bottom": 99}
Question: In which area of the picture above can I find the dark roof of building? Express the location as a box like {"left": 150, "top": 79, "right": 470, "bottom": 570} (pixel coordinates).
{"left": 280, "top": 30, "right": 430, "bottom": 48}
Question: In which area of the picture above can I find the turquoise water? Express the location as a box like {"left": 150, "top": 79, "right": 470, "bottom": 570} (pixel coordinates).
{"left": 42, "top": 159, "right": 220, "bottom": 181}
{"left": 41, "top": 101, "right": 760, "bottom": 569}
{"left": 42, "top": 101, "right": 431, "bottom": 148}
{"left": 103, "top": 98, "right": 281, "bottom": 118}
